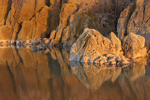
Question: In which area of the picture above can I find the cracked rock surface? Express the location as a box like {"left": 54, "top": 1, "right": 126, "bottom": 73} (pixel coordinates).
{"left": 117, "top": 0, "right": 150, "bottom": 45}
{"left": 0, "top": 0, "right": 133, "bottom": 47}
{"left": 69, "top": 28, "right": 147, "bottom": 64}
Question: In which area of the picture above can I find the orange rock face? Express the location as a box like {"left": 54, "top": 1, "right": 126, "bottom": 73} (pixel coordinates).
{"left": 49, "top": 0, "right": 134, "bottom": 46}
{"left": 122, "top": 32, "right": 147, "bottom": 59}
{"left": 117, "top": 0, "right": 150, "bottom": 44}
{"left": 0, "top": 0, "right": 64, "bottom": 42}
{"left": 0, "top": 0, "right": 11, "bottom": 26}
{"left": 69, "top": 28, "right": 129, "bottom": 64}
{"left": 0, "top": 0, "right": 133, "bottom": 46}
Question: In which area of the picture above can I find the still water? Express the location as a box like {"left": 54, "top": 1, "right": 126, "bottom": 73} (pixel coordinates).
{"left": 0, "top": 47, "right": 150, "bottom": 100}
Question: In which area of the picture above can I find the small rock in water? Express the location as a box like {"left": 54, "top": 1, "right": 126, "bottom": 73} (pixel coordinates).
{"left": 31, "top": 45, "right": 46, "bottom": 53}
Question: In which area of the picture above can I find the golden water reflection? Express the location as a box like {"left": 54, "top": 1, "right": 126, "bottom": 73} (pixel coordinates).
{"left": 0, "top": 47, "right": 150, "bottom": 100}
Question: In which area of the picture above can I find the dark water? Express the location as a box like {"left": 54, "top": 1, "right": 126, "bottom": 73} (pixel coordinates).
{"left": 0, "top": 47, "right": 150, "bottom": 100}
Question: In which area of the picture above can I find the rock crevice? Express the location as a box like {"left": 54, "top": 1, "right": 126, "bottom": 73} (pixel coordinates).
{"left": 0, "top": 0, "right": 134, "bottom": 47}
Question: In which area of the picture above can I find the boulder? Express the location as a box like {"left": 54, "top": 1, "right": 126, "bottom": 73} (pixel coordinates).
{"left": 69, "top": 28, "right": 125, "bottom": 64}
{"left": 122, "top": 32, "right": 147, "bottom": 59}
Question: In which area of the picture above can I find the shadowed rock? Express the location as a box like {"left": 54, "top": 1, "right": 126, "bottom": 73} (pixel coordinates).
{"left": 0, "top": 0, "right": 134, "bottom": 48}
{"left": 48, "top": 0, "right": 134, "bottom": 46}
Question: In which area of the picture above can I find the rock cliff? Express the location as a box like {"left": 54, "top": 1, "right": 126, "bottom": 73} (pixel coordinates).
{"left": 0, "top": 0, "right": 67, "bottom": 45}
{"left": 0, "top": 0, "right": 133, "bottom": 47}
{"left": 68, "top": 0, "right": 150, "bottom": 63}
{"left": 0, "top": 0, "right": 149, "bottom": 63}
{"left": 117, "top": 0, "right": 150, "bottom": 45}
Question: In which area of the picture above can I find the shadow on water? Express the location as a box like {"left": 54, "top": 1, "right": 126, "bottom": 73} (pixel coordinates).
{"left": 0, "top": 47, "right": 150, "bottom": 100}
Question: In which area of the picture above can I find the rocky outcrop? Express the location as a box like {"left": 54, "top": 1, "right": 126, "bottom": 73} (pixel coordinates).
{"left": 0, "top": 0, "right": 67, "bottom": 45}
{"left": 122, "top": 32, "right": 147, "bottom": 59}
{"left": 49, "top": 4, "right": 116, "bottom": 47}
{"left": 117, "top": 0, "right": 150, "bottom": 45}
{"left": 69, "top": 28, "right": 130, "bottom": 65}
{"left": 117, "top": 2, "right": 135, "bottom": 39}
{"left": 49, "top": 0, "right": 134, "bottom": 47}
{"left": 0, "top": 0, "right": 133, "bottom": 47}
{"left": 69, "top": 28, "right": 147, "bottom": 64}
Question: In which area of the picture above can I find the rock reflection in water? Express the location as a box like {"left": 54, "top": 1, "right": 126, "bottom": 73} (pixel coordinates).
{"left": 70, "top": 59, "right": 150, "bottom": 100}
{"left": 0, "top": 47, "right": 149, "bottom": 100}
{"left": 0, "top": 47, "right": 88, "bottom": 100}
{"left": 70, "top": 61, "right": 122, "bottom": 90}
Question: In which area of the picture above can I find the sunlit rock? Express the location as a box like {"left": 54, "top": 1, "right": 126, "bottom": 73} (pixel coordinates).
{"left": 69, "top": 28, "right": 131, "bottom": 65}
{"left": 122, "top": 32, "right": 147, "bottom": 59}
{"left": 118, "top": 0, "right": 150, "bottom": 45}
{"left": 117, "top": 2, "right": 135, "bottom": 39}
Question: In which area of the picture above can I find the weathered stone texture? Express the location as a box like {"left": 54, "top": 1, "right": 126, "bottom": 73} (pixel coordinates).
{"left": 122, "top": 32, "right": 147, "bottom": 59}
{"left": 118, "top": 0, "right": 150, "bottom": 45}
{"left": 0, "top": 0, "right": 134, "bottom": 47}
{"left": 117, "top": 2, "right": 135, "bottom": 39}
{"left": 49, "top": 2, "right": 117, "bottom": 46}
{"left": 69, "top": 28, "right": 128, "bottom": 64}
{"left": 69, "top": 28, "right": 147, "bottom": 64}
{"left": 0, "top": 0, "right": 65, "bottom": 42}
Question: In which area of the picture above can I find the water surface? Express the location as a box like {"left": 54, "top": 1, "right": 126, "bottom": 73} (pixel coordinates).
{"left": 0, "top": 47, "right": 150, "bottom": 100}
